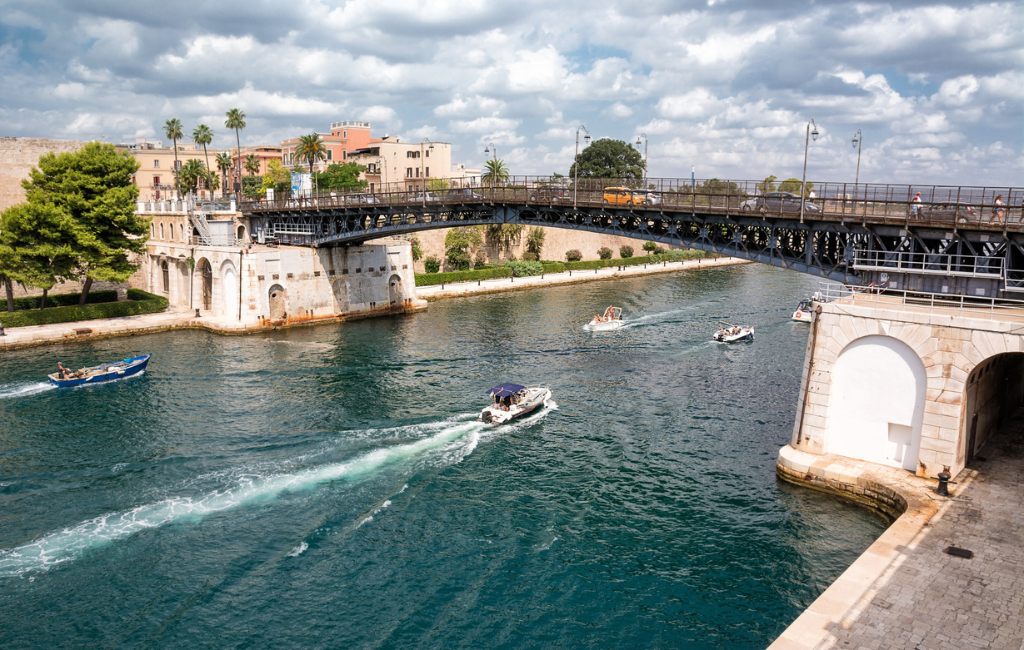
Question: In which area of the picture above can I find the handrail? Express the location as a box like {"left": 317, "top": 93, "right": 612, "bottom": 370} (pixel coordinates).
{"left": 817, "top": 283, "right": 1024, "bottom": 320}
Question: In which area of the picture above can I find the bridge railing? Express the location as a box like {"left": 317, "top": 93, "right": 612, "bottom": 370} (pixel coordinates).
{"left": 241, "top": 177, "right": 1022, "bottom": 230}
{"left": 819, "top": 283, "right": 1024, "bottom": 319}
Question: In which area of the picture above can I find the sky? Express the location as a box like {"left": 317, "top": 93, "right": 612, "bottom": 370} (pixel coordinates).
{"left": 1, "top": 0, "right": 1021, "bottom": 186}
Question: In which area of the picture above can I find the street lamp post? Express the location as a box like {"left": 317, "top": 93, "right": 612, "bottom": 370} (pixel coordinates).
{"left": 851, "top": 129, "right": 863, "bottom": 187}
{"left": 634, "top": 133, "right": 648, "bottom": 185}
{"left": 483, "top": 142, "right": 497, "bottom": 189}
{"left": 573, "top": 125, "right": 590, "bottom": 209}
{"left": 800, "top": 118, "right": 820, "bottom": 223}
{"left": 420, "top": 138, "right": 433, "bottom": 207}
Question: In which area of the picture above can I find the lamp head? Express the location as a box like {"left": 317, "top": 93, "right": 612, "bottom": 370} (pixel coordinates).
{"left": 484, "top": 146, "right": 490, "bottom": 154}
{"left": 811, "top": 125, "right": 819, "bottom": 142}
{"left": 584, "top": 134, "right": 591, "bottom": 144}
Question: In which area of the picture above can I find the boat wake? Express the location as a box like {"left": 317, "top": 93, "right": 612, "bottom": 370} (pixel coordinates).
{"left": 0, "top": 382, "right": 55, "bottom": 400}
{"left": 0, "top": 417, "right": 488, "bottom": 577}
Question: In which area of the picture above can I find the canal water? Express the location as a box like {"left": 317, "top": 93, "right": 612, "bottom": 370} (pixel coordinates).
{"left": 0, "top": 265, "right": 887, "bottom": 649}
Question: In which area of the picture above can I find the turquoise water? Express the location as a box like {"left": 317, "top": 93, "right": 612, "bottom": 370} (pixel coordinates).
{"left": 0, "top": 265, "right": 887, "bottom": 648}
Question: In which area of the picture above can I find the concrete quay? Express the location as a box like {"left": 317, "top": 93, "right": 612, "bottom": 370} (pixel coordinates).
{"left": 772, "top": 415, "right": 1024, "bottom": 649}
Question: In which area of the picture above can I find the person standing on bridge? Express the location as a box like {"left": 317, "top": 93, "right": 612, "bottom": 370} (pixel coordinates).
{"left": 910, "top": 192, "right": 922, "bottom": 217}
{"left": 992, "top": 194, "right": 1005, "bottom": 226}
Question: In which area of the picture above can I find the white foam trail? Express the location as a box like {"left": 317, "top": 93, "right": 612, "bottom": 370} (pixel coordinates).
{"left": 0, "top": 382, "right": 55, "bottom": 399}
{"left": 356, "top": 499, "right": 393, "bottom": 528}
{"left": 0, "top": 419, "right": 483, "bottom": 577}
{"left": 287, "top": 541, "right": 308, "bottom": 557}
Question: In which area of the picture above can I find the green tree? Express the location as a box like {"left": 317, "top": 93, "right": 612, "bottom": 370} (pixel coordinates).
{"left": 485, "top": 224, "right": 522, "bottom": 254}
{"left": 426, "top": 178, "right": 450, "bottom": 192}
{"left": 444, "top": 226, "right": 482, "bottom": 270}
{"left": 178, "top": 159, "right": 207, "bottom": 196}
{"left": 758, "top": 175, "right": 778, "bottom": 194}
{"left": 296, "top": 133, "right": 327, "bottom": 177}
{"left": 215, "top": 152, "right": 233, "bottom": 199}
{"left": 410, "top": 236, "right": 423, "bottom": 262}
{"left": 260, "top": 159, "right": 293, "bottom": 196}
{"left": 244, "top": 154, "right": 260, "bottom": 176}
{"left": 314, "top": 162, "right": 368, "bottom": 192}
{"left": 225, "top": 108, "right": 246, "bottom": 196}
{"left": 525, "top": 227, "right": 545, "bottom": 259}
{"left": 21, "top": 142, "right": 147, "bottom": 304}
{"left": 164, "top": 118, "right": 184, "bottom": 197}
{"left": 192, "top": 124, "right": 214, "bottom": 191}
{"left": 569, "top": 138, "right": 643, "bottom": 180}
{"left": 482, "top": 158, "right": 510, "bottom": 185}
{"left": 0, "top": 202, "right": 78, "bottom": 309}
{"left": 778, "top": 177, "right": 815, "bottom": 197}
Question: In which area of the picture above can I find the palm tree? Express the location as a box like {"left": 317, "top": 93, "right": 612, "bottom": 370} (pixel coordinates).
{"left": 482, "top": 158, "right": 510, "bottom": 186}
{"left": 225, "top": 108, "right": 246, "bottom": 197}
{"left": 215, "top": 152, "right": 232, "bottom": 199}
{"left": 164, "top": 118, "right": 184, "bottom": 198}
{"left": 244, "top": 154, "right": 260, "bottom": 176}
{"left": 192, "top": 124, "right": 214, "bottom": 193}
{"left": 178, "top": 159, "right": 207, "bottom": 196}
{"left": 296, "top": 133, "right": 327, "bottom": 176}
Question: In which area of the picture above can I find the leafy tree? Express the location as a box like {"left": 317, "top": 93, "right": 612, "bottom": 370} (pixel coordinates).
{"left": 444, "top": 226, "right": 482, "bottom": 271}
{"left": 758, "top": 175, "right": 778, "bottom": 194}
{"left": 696, "top": 178, "right": 745, "bottom": 197}
{"left": 21, "top": 142, "right": 146, "bottom": 304}
{"left": 178, "top": 159, "right": 207, "bottom": 196}
{"left": 482, "top": 158, "right": 510, "bottom": 185}
{"left": 619, "top": 245, "right": 633, "bottom": 258}
{"left": 569, "top": 138, "right": 643, "bottom": 180}
{"left": 598, "top": 246, "right": 613, "bottom": 260}
{"left": 242, "top": 175, "right": 264, "bottom": 199}
{"left": 216, "top": 152, "right": 233, "bottom": 199}
{"left": 526, "top": 227, "right": 546, "bottom": 259}
{"left": 778, "top": 177, "right": 815, "bottom": 198}
{"left": 426, "top": 178, "right": 450, "bottom": 192}
{"left": 0, "top": 202, "right": 78, "bottom": 309}
{"left": 192, "top": 124, "right": 214, "bottom": 190}
{"left": 410, "top": 236, "right": 423, "bottom": 262}
{"left": 164, "top": 118, "right": 184, "bottom": 197}
{"left": 225, "top": 108, "right": 246, "bottom": 195}
{"left": 244, "top": 154, "right": 260, "bottom": 176}
{"left": 259, "top": 159, "right": 294, "bottom": 196}
{"left": 643, "top": 241, "right": 658, "bottom": 254}
{"left": 423, "top": 256, "right": 440, "bottom": 273}
{"left": 485, "top": 223, "right": 522, "bottom": 253}
{"left": 296, "top": 133, "right": 327, "bottom": 176}
{"left": 314, "top": 162, "right": 368, "bottom": 192}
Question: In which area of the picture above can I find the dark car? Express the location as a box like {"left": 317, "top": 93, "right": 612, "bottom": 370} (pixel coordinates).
{"left": 443, "top": 188, "right": 484, "bottom": 201}
{"left": 740, "top": 192, "right": 820, "bottom": 214}
{"left": 529, "top": 185, "right": 569, "bottom": 202}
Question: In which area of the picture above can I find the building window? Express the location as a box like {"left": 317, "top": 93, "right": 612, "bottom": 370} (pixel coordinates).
{"left": 368, "top": 163, "right": 376, "bottom": 173}
{"left": 342, "top": 130, "right": 347, "bottom": 139}
{"left": 151, "top": 224, "right": 155, "bottom": 237}
{"left": 161, "top": 261, "right": 169, "bottom": 293}
{"left": 406, "top": 168, "right": 413, "bottom": 178}
{"left": 154, "top": 160, "right": 160, "bottom": 168}
{"left": 415, "top": 168, "right": 420, "bottom": 178}
{"left": 342, "top": 151, "right": 347, "bottom": 160}
{"left": 426, "top": 149, "right": 430, "bottom": 157}
{"left": 153, "top": 176, "right": 160, "bottom": 186}
{"left": 327, "top": 150, "right": 333, "bottom": 160}
{"left": 160, "top": 223, "right": 164, "bottom": 239}
{"left": 425, "top": 167, "right": 429, "bottom": 177}
{"left": 174, "top": 160, "right": 181, "bottom": 170}
{"left": 180, "top": 224, "right": 185, "bottom": 241}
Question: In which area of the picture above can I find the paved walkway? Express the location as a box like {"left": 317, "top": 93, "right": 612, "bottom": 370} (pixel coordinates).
{"left": 773, "top": 414, "right": 1024, "bottom": 649}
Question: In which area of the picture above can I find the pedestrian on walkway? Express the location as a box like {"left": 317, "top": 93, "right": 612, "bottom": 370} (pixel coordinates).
{"left": 992, "top": 194, "right": 1005, "bottom": 225}
{"left": 910, "top": 192, "right": 922, "bottom": 217}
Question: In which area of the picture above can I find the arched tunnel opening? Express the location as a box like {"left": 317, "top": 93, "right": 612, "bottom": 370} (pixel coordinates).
{"left": 961, "top": 352, "right": 1024, "bottom": 466}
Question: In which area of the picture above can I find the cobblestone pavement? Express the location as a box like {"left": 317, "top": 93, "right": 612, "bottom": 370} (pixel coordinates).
{"left": 827, "top": 416, "right": 1024, "bottom": 649}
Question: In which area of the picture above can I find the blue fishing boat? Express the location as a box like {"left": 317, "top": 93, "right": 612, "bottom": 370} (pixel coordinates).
{"left": 47, "top": 354, "right": 152, "bottom": 387}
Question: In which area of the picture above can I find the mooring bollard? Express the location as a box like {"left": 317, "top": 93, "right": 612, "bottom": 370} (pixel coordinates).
{"left": 195, "top": 308, "right": 201, "bottom": 318}
{"left": 0, "top": 322, "right": 5, "bottom": 336}
{"left": 936, "top": 465, "right": 952, "bottom": 496}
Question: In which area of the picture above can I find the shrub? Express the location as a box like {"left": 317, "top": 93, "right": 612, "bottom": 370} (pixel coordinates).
{"left": 526, "top": 227, "right": 546, "bottom": 258}
{"left": 410, "top": 236, "right": 423, "bottom": 262}
{"left": 541, "top": 261, "right": 565, "bottom": 274}
{"left": 414, "top": 267, "right": 513, "bottom": 286}
{"left": 9, "top": 289, "right": 119, "bottom": 311}
{"left": 597, "top": 246, "right": 613, "bottom": 260}
{"left": 0, "top": 290, "right": 168, "bottom": 328}
{"left": 473, "top": 252, "right": 487, "bottom": 269}
{"left": 643, "top": 241, "right": 658, "bottom": 254}
{"left": 521, "top": 251, "right": 538, "bottom": 261}
{"left": 423, "top": 256, "right": 441, "bottom": 273}
{"left": 505, "top": 260, "right": 544, "bottom": 277}
{"left": 655, "top": 246, "right": 667, "bottom": 255}
{"left": 565, "top": 249, "right": 582, "bottom": 262}
{"left": 619, "top": 245, "right": 634, "bottom": 259}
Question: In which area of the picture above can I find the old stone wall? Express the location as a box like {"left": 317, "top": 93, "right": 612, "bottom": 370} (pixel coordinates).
{"left": 793, "top": 299, "right": 1024, "bottom": 479}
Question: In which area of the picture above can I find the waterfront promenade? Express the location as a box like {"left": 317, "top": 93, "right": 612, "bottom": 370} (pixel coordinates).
{"left": 773, "top": 415, "right": 1024, "bottom": 649}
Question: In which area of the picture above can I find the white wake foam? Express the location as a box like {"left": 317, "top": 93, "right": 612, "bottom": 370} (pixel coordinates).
{"left": 0, "top": 419, "right": 484, "bottom": 577}
{"left": 0, "top": 382, "right": 55, "bottom": 399}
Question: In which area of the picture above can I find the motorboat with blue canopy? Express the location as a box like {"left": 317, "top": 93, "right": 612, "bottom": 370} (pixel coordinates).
{"left": 48, "top": 354, "right": 151, "bottom": 387}
{"left": 480, "top": 383, "right": 552, "bottom": 424}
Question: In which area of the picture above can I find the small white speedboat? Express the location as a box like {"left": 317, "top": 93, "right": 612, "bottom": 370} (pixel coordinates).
{"left": 479, "top": 383, "right": 552, "bottom": 425}
{"left": 713, "top": 325, "right": 754, "bottom": 343}
{"left": 587, "top": 306, "right": 625, "bottom": 331}
{"left": 792, "top": 299, "right": 814, "bottom": 323}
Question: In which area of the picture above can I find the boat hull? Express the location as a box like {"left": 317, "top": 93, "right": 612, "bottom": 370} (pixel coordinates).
{"left": 791, "top": 310, "right": 813, "bottom": 323}
{"left": 587, "top": 320, "right": 626, "bottom": 331}
{"left": 713, "top": 329, "right": 755, "bottom": 343}
{"left": 479, "top": 387, "right": 552, "bottom": 424}
{"left": 48, "top": 354, "right": 152, "bottom": 388}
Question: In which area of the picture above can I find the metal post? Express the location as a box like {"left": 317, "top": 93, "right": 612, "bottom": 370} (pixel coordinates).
{"left": 852, "top": 129, "right": 862, "bottom": 187}
{"left": 573, "top": 125, "right": 590, "bottom": 209}
{"left": 800, "top": 119, "right": 818, "bottom": 224}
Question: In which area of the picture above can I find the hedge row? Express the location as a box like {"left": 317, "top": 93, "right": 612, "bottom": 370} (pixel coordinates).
{"left": 562, "top": 249, "right": 718, "bottom": 271}
{"left": 8, "top": 289, "right": 118, "bottom": 311}
{"left": 0, "top": 290, "right": 169, "bottom": 328}
{"left": 415, "top": 266, "right": 513, "bottom": 286}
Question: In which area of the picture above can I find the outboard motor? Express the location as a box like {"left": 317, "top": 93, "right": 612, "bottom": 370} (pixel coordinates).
{"left": 480, "top": 410, "right": 492, "bottom": 424}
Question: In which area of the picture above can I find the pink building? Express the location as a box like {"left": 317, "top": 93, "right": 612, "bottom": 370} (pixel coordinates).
{"left": 281, "top": 121, "right": 374, "bottom": 171}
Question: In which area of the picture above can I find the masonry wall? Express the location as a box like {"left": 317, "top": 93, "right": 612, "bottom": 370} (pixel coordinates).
{"left": 792, "top": 301, "right": 1024, "bottom": 479}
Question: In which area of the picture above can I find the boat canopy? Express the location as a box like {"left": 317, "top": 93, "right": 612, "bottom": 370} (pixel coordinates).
{"left": 487, "top": 383, "right": 525, "bottom": 397}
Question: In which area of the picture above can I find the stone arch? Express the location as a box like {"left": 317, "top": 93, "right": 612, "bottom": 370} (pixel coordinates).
{"left": 179, "top": 223, "right": 185, "bottom": 242}
{"left": 221, "top": 259, "right": 238, "bottom": 318}
{"left": 197, "top": 257, "right": 213, "bottom": 311}
{"left": 237, "top": 224, "right": 246, "bottom": 242}
{"left": 161, "top": 260, "right": 170, "bottom": 294}
{"left": 160, "top": 222, "right": 165, "bottom": 240}
{"left": 268, "top": 284, "right": 287, "bottom": 320}
{"left": 826, "top": 335, "right": 927, "bottom": 471}
{"left": 959, "top": 352, "right": 1024, "bottom": 466}
{"left": 388, "top": 274, "right": 404, "bottom": 310}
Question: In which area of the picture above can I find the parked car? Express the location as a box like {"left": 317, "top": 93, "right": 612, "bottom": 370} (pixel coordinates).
{"left": 529, "top": 185, "right": 569, "bottom": 202}
{"left": 341, "top": 193, "right": 379, "bottom": 205}
{"left": 411, "top": 191, "right": 439, "bottom": 203}
{"left": 443, "top": 188, "right": 483, "bottom": 201}
{"left": 645, "top": 192, "right": 662, "bottom": 206}
{"left": 602, "top": 187, "right": 647, "bottom": 206}
{"left": 740, "top": 192, "right": 820, "bottom": 214}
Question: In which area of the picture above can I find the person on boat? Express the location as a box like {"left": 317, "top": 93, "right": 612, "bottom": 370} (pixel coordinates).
{"left": 57, "top": 362, "right": 69, "bottom": 380}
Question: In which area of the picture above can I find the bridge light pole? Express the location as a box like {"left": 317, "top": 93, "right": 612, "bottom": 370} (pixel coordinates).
{"left": 634, "top": 133, "right": 648, "bottom": 186}
{"left": 800, "top": 119, "right": 819, "bottom": 223}
{"left": 851, "top": 129, "right": 862, "bottom": 187}
{"left": 484, "top": 142, "right": 497, "bottom": 190}
{"left": 573, "top": 125, "right": 591, "bottom": 209}
{"left": 420, "top": 138, "right": 433, "bottom": 207}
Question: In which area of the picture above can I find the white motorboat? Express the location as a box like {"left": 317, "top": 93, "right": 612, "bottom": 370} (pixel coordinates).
{"left": 792, "top": 299, "right": 814, "bottom": 323}
{"left": 713, "top": 324, "right": 755, "bottom": 343}
{"left": 587, "top": 306, "right": 625, "bottom": 331}
{"left": 479, "top": 383, "right": 552, "bottom": 425}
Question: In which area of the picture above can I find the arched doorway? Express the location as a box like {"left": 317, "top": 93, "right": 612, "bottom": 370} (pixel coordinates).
{"left": 198, "top": 258, "right": 213, "bottom": 311}
{"left": 388, "top": 274, "right": 403, "bottom": 311}
{"left": 960, "top": 352, "right": 1024, "bottom": 465}
{"left": 268, "top": 284, "right": 287, "bottom": 320}
{"left": 826, "top": 335, "right": 926, "bottom": 471}
{"left": 221, "top": 260, "right": 238, "bottom": 319}
{"left": 237, "top": 224, "right": 246, "bottom": 242}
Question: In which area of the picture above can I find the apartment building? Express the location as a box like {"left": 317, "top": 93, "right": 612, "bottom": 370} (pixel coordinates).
{"left": 280, "top": 121, "right": 374, "bottom": 172}
{"left": 124, "top": 138, "right": 226, "bottom": 201}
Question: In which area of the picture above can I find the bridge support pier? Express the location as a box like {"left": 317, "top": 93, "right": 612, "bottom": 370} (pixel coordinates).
{"left": 788, "top": 299, "right": 1024, "bottom": 480}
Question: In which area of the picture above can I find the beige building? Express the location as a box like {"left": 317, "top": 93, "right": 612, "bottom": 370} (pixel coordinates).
{"left": 348, "top": 136, "right": 456, "bottom": 193}
{"left": 124, "top": 138, "right": 227, "bottom": 202}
